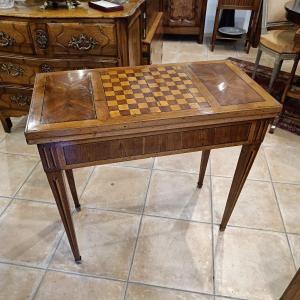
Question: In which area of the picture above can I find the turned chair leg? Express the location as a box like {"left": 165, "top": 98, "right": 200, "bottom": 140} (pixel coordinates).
{"left": 268, "top": 55, "right": 283, "bottom": 92}
{"left": 252, "top": 47, "right": 262, "bottom": 80}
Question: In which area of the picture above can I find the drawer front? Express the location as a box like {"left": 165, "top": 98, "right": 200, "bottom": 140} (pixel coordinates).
{"left": 61, "top": 123, "right": 251, "bottom": 167}
{"left": 0, "top": 21, "right": 33, "bottom": 55}
{"left": 0, "top": 56, "right": 118, "bottom": 85}
{"left": 47, "top": 23, "right": 117, "bottom": 56}
{"left": 0, "top": 86, "right": 32, "bottom": 111}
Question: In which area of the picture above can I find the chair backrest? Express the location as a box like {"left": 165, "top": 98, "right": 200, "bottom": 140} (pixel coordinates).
{"left": 265, "top": 0, "right": 291, "bottom": 28}
{"left": 218, "top": 0, "right": 261, "bottom": 10}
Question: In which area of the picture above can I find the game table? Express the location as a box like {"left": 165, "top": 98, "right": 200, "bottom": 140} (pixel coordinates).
{"left": 25, "top": 60, "right": 281, "bottom": 262}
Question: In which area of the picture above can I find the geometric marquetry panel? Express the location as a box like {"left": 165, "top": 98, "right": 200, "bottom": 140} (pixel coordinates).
{"left": 100, "top": 65, "right": 211, "bottom": 118}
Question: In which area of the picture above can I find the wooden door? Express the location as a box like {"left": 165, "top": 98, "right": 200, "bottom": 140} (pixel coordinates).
{"left": 163, "top": 0, "right": 201, "bottom": 27}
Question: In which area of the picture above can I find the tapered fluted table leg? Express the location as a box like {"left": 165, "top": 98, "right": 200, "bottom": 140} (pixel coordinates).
{"left": 220, "top": 143, "right": 261, "bottom": 231}
{"left": 65, "top": 169, "right": 81, "bottom": 211}
{"left": 198, "top": 150, "right": 210, "bottom": 188}
{"left": 46, "top": 170, "right": 81, "bottom": 262}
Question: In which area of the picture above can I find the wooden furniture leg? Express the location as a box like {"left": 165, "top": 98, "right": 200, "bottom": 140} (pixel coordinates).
{"left": 46, "top": 170, "right": 81, "bottom": 262}
{"left": 280, "top": 268, "right": 300, "bottom": 300}
{"left": 268, "top": 55, "right": 283, "bottom": 92}
{"left": 65, "top": 169, "right": 81, "bottom": 211}
{"left": 252, "top": 47, "right": 262, "bottom": 80}
{"left": 198, "top": 150, "right": 210, "bottom": 188}
{"left": 0, "top": 116, "right": 12, "bottom": 133}
{"left": 220, "top": 143, "right": 261, "bottom": 231}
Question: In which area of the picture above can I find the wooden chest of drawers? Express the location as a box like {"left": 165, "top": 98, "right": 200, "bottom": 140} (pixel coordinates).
{"left": 0, "top": 0, "right": 163, "bottom": 132}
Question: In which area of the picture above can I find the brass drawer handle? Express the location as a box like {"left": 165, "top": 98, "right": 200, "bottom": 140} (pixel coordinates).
{"left": 35, "top": 29, "right": 48, "bottom": 49}
{"left": 10, "top": 94, "right": 30, "bottom": 106}
{"left": 68, "top": 34, "right": 98, "bottom": 51}
{"left": 0, "top": 31, "right": 15, "bottom": 48}
{"left": 0, "top": 63, "right": 24, "bottom": 77}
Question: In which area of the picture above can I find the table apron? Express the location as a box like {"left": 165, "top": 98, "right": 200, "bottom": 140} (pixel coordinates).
{"left": 38, "top": 119, "right": 271, "bottom": 171}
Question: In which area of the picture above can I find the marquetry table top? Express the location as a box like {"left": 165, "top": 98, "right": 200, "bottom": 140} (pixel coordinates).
{"left": 25, "top": 60, "right": 281, "bottom": 144}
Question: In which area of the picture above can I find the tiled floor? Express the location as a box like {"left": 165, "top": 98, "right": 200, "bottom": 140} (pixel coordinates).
{"left": 0, "top": 36, "right": 300, "bottom": 300}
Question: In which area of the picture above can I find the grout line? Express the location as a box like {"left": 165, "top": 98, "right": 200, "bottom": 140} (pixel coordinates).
{"left": 78, "top": 166, "right": 96, "bottom": 200}
{"left": 0, "top": 149, "right": 40, "bottom": 158}
{"left": 0, "top": 260, "right": 47, "bottom": 271}
{"left": 210, "top": 174, "right": 271, "bottom": 183}
{"left": 122, "top": 160, "right": 154, "bottom": 300}
{"left": 12, "top": 160, "right": 40, "bottom": 199}
{"left": 128, "top": 280, "right": 246, "bottom": 300}
{"left": 47, "top": 267, "right": 127, "bottom": 283}
{"left": 128, "top": 280, "right": 216, "bottom": 298}
{"left": 0, "top": 160, "right": 40, "bottom": 220}
{"left": 262, "top": 147, "right": 298, "bottom": 271}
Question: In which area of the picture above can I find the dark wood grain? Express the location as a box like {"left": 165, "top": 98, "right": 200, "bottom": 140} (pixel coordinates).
{"left": 281, "top": 268, "right": 300, "bottom": 300}
{"left": 163, "top": 0, "right": 208, "bottom": 43}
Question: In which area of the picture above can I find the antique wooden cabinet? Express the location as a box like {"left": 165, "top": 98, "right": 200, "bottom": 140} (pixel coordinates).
{"left": 0, "top": 0, "right": 162, "bottom": 132}
{"left": 162, "top": 0, "right": 208, "bottom": 43}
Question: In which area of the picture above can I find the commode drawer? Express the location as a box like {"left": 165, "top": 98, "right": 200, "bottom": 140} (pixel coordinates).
{"left": 0, "top": 21, "right": 34, "bottom": 55}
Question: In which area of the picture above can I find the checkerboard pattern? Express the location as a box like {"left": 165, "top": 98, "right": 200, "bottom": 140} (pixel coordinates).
{"left": 100, "top": 66, "right": 210, "bottom": 118}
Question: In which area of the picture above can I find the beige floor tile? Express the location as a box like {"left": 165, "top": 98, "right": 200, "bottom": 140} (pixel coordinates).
{"left": 210, "top": 146, "right": 270, "bottom": 180}
{"left": 264, "top": 146, "right": 300, "bottom": 184}
{"left": 0, "top": 197, "right": 10, "bottom": 215}
{"left": 236, "top": 45, "right": 258, "bottom": 59}
{"left": 0, "top": 127, "right": 5, "bottom": 142}
{"left": 126, "top": 283, "right": 213, "bottom": 300}
{"left": 275, "top": 183, "right": 300, "bottom": 234}
{"left": 288, "top": 234, "right": 300, "bottom": 268}
{"left": 154, "top": 151, "right": 205, "bottom": 174}
{"left": 112, "top": 157, "right": 154, "bottom": 169}
{"left": 214, "top": 226, "right": 295, "bottom": 300}
{"left": 0, "top": 200, "right": 62, "bottom": 266}
{"left": 145, "top": 170, "right": 211, "bottom": 222}
{"left": 17, "top": 163, "right": 93, "bottom": 204}
{"left": 263, "top": 129, "right": 300, "bottom": 148}
{"left": 50, "top": 209, "right": 140, "bottom": 280}
{"left": 163, "top": 38, "right": 209, "bottom": 57}
{"left": 175, "top": 54, "right": 208, "bottom": 63}
{"left": 0, "top": 153, "right": 38, "bottom": 197}
{"left": 130, "top": 216, "right": 213, "bottom": 294}
{"left": 81, "top": 166, "right": 151, "bottom": 213}
{"left": 0, "top": 264, "right": 43, "bottom": 300}
{"left": 281, "top": 59, "right": 300, "bottom": 75}
{"left": 212, "top": 177, "right": 284, "bottom": 231}
{"left": 0, "top": 126, "right": 38, "bottom": 156}
{"left": 162, "top": 52, "right": 180, "bottom": 64}
{"left": 35, "top": 270, "right": 125, "bottom": 300}
{"left": 259, "top": 55, "right": 275, "bottom": 68}
{"left": 206, "top": 39, "right": 237, "bottom": 59}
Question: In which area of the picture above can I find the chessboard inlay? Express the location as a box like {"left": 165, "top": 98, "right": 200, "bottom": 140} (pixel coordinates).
{"left": 100, "top": 65, "right": 210, "bottom": 118}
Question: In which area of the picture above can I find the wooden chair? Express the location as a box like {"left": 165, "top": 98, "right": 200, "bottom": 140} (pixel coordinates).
{"left": 269, "top": 29, "right": 300, "bottom": 133}
{"left": 252, "top": 0, "right": 298, "bottom": 92}
{"left": 210, "top": 0, "right": 262, "bottom": 52}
